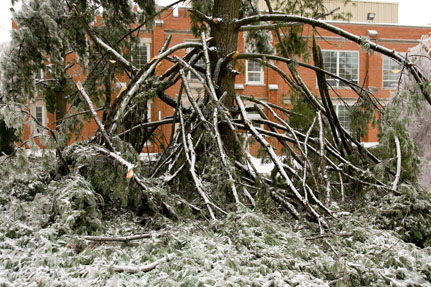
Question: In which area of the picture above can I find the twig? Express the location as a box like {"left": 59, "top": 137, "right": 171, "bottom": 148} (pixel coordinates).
{"left": 83, "top": 234, "right": 152, "bottom": 242}
{"left": 110, "top": 256, "right": 168, "bottom": 273}
{"left": 305, "top": 232, "right": 353, "bottom": 241}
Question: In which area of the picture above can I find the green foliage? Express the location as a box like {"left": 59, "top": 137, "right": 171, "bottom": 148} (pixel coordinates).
{"left": 273, "top": 0, "right": 352, "bottom": 59}
{"left": 377, "top": 184, "right": 431, "bottom": 247}
{"left": 0, "top": 0, "right": 157, "bottom": 152}
{"left": 378, "top": 93, "right": 421, "bottom": 184}
{"left": 288, "top": 91, "right": 316, "bottom": 132}
{"left": 245, "top": 29, "right": 274, "bottom": 55}
{"left": 51, "top": 176, "right": 103, "bottom": 234}
{"left": 2, "top": 176, "right": 46, "bottom": 201}
{"left": 275, "top": 0, "right": 352, "bottom": 20}
{"left": 64, "top": 141, "right": 141, "bottom": 208}
{"left": 190, "top": 0, "right": 213, "bottom": 36}
{"left": 1, "top": 168, "right": 431, "bottom": 287}
{"left": 349, "top": 95, "right": 377, "bottom": 140}
{"left": 0, "top": 118, "right": 17, "bottom": 155}
{"left": 277, "top": 24, "right": 311, "bottom": 59}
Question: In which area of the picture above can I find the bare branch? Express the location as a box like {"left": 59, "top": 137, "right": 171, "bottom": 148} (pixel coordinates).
{"left": 110, "top": 256, "right": 168, "bottom": 273}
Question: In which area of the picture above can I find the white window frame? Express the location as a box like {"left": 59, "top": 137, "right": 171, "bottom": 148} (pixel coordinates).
{"left": 32, "top": 102, "right": 46, "bottom": 135}
{"left": 246, "top": 60, "right": 264, "bottom": 85}
{"left": 131, "top": 41, "right": 150, "bottom": 69}
{"left": 321, "top": 50, "right": 359, "bottom": 88}
{"left": 35, "top": 69, "right": 44, "bottom": 81}
{"left": 382, "top": 55, "right": 402, "bottom": 90}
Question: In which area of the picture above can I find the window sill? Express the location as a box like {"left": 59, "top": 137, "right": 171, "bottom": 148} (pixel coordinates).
{"left": 329, "top": 86, "right": 358, "bottom": 90}
{"left": 189, "top": 81, "right": 204, "bottom": 89}
{"left": 245, "top": 83, "right": 266, "bottom": 87}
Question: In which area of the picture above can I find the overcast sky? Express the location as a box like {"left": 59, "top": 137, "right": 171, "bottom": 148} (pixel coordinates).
{"left": 0, "top": 0, "right": 430, "bottom": 44}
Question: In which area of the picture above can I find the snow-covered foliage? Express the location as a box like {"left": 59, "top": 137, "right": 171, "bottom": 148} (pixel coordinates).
{"left": 377, "top": 184, "right": 431, "bottom": 248}
{"left": 396, "top": 36, "right": 431, "bottom": 190}
{"left": 1, "top": 2, "right": 431, "bottom": 284}
{"left": 1, "top": 174, "right": 431, "bottom": 286}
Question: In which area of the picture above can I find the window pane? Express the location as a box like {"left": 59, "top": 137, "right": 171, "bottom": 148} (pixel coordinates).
{"left": 247, "top": 60, "right": 263, "bottom": 83}
{"left": 322, "top": 51, "right": 358, "bottom": 87}
{"left": 322, "top": 51, "right": 337, "bottom": 74}
{"left": 35, "top": 106, "right": 44, "bottom": 133}
{"left": 382, "top": 55, "right": 401, "bottom": 89}
{"left": 337, "top": 105, "right": 351, "bottom": 132}
{"left": 248, "top": 72, "right": 261, "bottom": 82}
{"left": 36, "top": 106, "right": 43, "bottom": 124}
{"left": 190, "top": 57, "right": 205, "bottom": 80}
{"left": 248, "top": 60, "right": 261, "bottom": 72}
{"left": 339, "top": 51, "right": 358, "bottom": 85}
{"left": 131, "top": 44, "right": 148, "bottom": 69}
{"left": 322, "top": 51, "right": 338, "bottom": 86}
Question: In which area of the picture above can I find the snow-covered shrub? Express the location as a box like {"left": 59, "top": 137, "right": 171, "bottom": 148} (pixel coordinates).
{"left": 2, "top": 176, "right": 46, "bottom": 201}
{"left": 51, "top": 176, "right": 103, "bottom": 234}
{"left": 63, "top": 141, "right": 143, "bottom": 207}
{"left": 377, "top": 184, "right": 431, "bottom": 247}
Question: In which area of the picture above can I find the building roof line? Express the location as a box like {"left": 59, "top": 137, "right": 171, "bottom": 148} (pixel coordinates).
{"left": 327, "top": 20, "right": 431, "bottom": 29}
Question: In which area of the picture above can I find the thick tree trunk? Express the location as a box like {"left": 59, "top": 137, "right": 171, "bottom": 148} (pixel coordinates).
{"left": 211, "top": 0, "right": 241, "bottom": 107}
{"left": 211, "top": 0, "right": 242, "bottom": 156}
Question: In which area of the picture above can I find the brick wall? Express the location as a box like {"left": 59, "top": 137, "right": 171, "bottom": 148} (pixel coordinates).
{"left": 21, "top": 8, "right": 431, "bottom": 152}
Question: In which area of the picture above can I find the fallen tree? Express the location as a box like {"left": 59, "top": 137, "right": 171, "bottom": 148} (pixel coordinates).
{"left": 0, "top": 0, "right": 429, "bottom": 229}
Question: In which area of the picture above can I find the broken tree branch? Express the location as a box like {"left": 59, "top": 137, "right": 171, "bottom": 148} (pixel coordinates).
{"left": 111, "top": 256, "right": 168, "bottom": 273}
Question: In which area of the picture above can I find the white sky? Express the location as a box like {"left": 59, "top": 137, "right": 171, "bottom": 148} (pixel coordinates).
{"left": 0, "top": 0, "right": 430, "bottom": 44}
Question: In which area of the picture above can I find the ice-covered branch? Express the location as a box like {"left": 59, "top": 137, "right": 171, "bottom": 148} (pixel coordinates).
{"left": 392, "top": 136, "right": 402, "bottom": 191}
{"left": 110, "top": 256, "right": 168, "bottom": 273}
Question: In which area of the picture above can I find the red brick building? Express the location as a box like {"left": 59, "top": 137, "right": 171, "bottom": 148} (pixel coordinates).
{"left": 23, "top": 7, "right": 431, "bottom": 153}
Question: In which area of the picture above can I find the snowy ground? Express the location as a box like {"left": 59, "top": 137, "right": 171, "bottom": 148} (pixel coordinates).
{"left": 1, "top": 159, "right": 431, "bottom": 286}
{"left": 1, "top": 181, "right": 431, "bottom": 286}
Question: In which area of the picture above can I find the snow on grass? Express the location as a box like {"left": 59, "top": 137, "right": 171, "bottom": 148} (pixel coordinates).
{"left": 1, "top": 170, "right": 431, "bottom": 286}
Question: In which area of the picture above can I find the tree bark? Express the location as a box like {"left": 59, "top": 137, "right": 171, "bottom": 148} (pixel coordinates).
{"left": 211, "top": 0, "right": 242, "bottom": 156}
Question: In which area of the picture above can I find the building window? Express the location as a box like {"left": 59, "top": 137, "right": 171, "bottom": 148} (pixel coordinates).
{"left": 246, "top": 60, "right": 264, "bottom": 85}
{"left": 322, "top": 50, "right": 359, "bottom": 87}
{"left": 247, "top": 109, "right": 263, "bottom": 129}
{"left": 382, "top": 55, "right": 401, "bottom": 89}
{"left": 335, "top": 104, "right": 351, "bottom": 133}
{"left": 189, "top": 57, "right": 205, "bottom": 81}
{"left": 185, "top": 39, "right": 205, "bottom": 81}
{"left": 131, "top": 42, "right": 150, "bottom": 69}
{"left": 35, "top": 69, "right": 44, "bottom": 81}
{"left": 34, "top": 104, "right": 45, "bottom": 134}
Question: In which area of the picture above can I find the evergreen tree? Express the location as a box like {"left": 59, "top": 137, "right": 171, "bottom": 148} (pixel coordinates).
{"left": 0, "top": 0, "right": 429, "bottom": 223}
